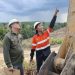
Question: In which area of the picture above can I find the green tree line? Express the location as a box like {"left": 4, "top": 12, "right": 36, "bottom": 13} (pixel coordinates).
{"left": 0, "top": 22, "right": 66, "bottom": 40}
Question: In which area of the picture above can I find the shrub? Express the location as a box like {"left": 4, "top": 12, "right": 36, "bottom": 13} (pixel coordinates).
{"left": 0, "top": 27, "right": 8, "bottom": 40}
{"left": 51, "top": 38, "right": 63, "bottom": 45}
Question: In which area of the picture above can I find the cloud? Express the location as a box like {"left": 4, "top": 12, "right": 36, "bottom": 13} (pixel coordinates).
{"left": 57, "top": 13, "right": 68, "bottom": 23}
{"left": 0, "top": 0, "right": 68, "bottom": 22}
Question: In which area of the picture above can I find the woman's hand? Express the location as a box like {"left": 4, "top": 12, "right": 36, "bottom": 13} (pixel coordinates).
{"left": 54, "top": 9, "right": 59, "bottom": 16}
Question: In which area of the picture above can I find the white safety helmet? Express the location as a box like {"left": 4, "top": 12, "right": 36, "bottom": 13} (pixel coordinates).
{"left": 8, "top": 19, "right": 19, "bottom": 27}
{"left": 34, "top": 22, "right": 41, "bottom": 29}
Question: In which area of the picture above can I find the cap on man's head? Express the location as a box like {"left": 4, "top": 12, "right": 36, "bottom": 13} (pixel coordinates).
{"left": 34, "top": 22, "right": 41, "bottom": 29}
{"left": 8, "top": 19, "right": 19, "bottom": 27}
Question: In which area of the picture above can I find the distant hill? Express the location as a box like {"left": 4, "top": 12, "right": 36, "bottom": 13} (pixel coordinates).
{"left": 51, "top": 27, "right": 67, "bottom": 39}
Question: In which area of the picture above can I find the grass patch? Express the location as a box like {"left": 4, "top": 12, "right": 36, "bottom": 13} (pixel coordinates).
{"left": 51, "top": 38, "right": 63, "bottom": 45}
{"left": 23, "top": 61, "right": 36, "bottom": 70}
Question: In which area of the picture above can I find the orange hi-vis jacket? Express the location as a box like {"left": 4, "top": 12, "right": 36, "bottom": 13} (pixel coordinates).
{"left": 31, "top": 27, "right": 52, "bottom": 51}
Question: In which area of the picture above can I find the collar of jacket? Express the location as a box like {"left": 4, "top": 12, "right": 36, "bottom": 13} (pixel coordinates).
{"left": 10, "top": 31, "right": 18, "bottom": 35}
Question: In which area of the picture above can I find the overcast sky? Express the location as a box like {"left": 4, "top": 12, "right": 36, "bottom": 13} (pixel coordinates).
{"left": 0, "top": 0, "right": 68, "bottom": 23}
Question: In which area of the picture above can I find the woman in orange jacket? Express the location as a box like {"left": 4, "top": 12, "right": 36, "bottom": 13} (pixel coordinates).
{"left": 30, "top": 9, "right": 59, "bottom": 72}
